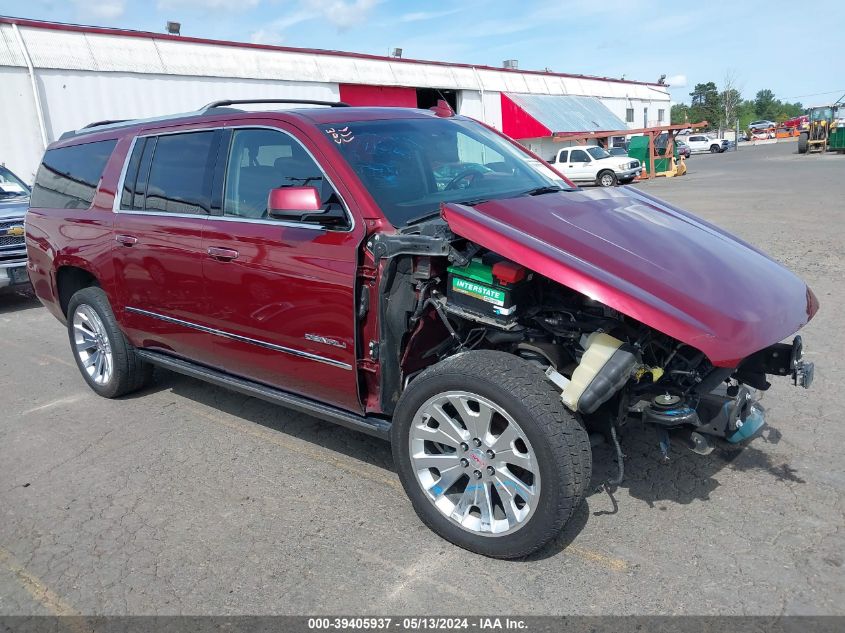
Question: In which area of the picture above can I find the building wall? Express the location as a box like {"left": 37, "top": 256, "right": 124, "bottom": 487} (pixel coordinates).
{"left": 1, "top": 67, "right": 338, "bottom": 180}
{"left": 0, "top": 19, "right": 670, "bottom": 180}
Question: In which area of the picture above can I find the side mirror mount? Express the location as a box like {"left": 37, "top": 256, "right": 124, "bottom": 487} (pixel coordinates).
{"left": 267, "top": 186, "right": 322, "bottom": 219}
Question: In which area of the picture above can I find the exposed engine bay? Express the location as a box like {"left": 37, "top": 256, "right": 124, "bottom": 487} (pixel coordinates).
{"left": 370, "top": 222, "right": 814, "bottom": 466}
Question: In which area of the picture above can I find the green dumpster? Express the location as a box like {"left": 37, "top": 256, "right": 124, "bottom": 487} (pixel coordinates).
{"left": 627, "top": 135, "right": 678, "bottom": 174}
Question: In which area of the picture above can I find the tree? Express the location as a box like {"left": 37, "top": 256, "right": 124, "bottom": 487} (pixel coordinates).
{"left": 671, "top": 103, "right": 690, "bottom": 125}
{"left": 720, "top": 71, "right": 742, "bottom": 129}
{"left": 754, "top": 89, "right": 777, "bottom": 120}
{"left": 689, "top": 82, "right": 720, "bottom": 127}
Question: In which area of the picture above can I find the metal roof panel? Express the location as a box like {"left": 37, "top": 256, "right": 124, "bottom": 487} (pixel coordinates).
{"left": 505, "top": 92, "right": 628, "bottom": 134}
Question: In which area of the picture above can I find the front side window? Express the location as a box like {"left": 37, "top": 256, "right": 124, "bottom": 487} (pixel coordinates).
{"left": 570, "top": 149, "right": 590, "bottom": 163}
{"left": 31, "top": 139, "right": 117, "bottom": 209}
{"left": 222, "top": 128, "right": 342, "bottom": 223}
{"left": 326, "top": 117, "right": 562, "bottom": 227}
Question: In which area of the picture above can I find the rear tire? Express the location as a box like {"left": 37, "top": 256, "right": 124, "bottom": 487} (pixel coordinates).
{"left": 67, "top": 287, "right": 152, "bottom": 398}
{"left": 596, "top": 171, "right": 617, "bottom": 187}
{"left": 798, "top": 132, "right": 808, "bottom": 154}
{"left": 391, "top": 351, "right": 591, "bottom": 559}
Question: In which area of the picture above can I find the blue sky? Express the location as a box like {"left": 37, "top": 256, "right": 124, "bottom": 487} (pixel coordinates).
{"left": 5, "top": 0, "right": 844, "bottom": 106}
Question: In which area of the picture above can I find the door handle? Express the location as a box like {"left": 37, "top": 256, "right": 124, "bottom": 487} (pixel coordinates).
{"left": 115, "top": 234, "right": 138, "bottom": 246}
{"left": 207, "top": 246, "right": 239, "bottom": 261}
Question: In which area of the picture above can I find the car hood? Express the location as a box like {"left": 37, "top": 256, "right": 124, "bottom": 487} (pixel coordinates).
{"left": 441, "top": 187, "right": 818, "bottom": 367}
{"left": 0, "top": 196, "right": 29, "bottom": 221}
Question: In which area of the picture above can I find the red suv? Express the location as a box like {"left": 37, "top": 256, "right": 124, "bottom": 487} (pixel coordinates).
{"left": 26, "top": 100, "right": 817, "bottom": 558}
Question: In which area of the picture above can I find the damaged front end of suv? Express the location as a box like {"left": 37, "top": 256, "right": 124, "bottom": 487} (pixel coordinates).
{"left": 373, "top": 183, "right": 817, "bottom": 475}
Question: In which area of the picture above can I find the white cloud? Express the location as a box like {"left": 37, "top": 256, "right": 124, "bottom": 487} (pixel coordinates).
{"left": 399, "top": 8, "right": 462, "bottom": 23}
{"left": 250, "top": 28, "right": 285, "bottom": 45}
{"left": 300, "top": 0, "right": 380, "bottom": 31}
{"left": 666, "top": 74, "right": 687, "bottom": 88}
{"left": 72, "top": 0, "right": 126, "bottom": 19}
{"left": 157, "top": 0, "right": 260, "bottom": 10}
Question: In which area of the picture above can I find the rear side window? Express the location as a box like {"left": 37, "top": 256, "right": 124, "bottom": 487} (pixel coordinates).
{"left": 31, "top": 139, "right": 117, "bottom": 209}
{"left": 120, "top": 131, "right": 218, "bottom": 214}
{"left": 145, "top": 132, "right": 217, "bottom": 214}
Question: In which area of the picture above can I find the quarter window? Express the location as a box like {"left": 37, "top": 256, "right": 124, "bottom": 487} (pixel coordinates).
{"left": 31, "top": 139, "right": 117, "bottom": 209}
{"left": 222, "top": 128, "right": 342, "bottom": 224}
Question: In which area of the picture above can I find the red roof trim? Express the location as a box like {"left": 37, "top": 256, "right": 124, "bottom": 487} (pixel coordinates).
{"left": 0, "top": 16, "right": 668, "bottom": 89}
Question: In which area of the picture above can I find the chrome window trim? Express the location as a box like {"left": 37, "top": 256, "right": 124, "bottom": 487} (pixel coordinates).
{"left": 204, "top": 215, "right": 325, "bottom": 231}
{"left": 113, "top": 125, "right": 355, "bottom": 233}
{"left": 125, "top": 306, "right": 353, "bottom": 371}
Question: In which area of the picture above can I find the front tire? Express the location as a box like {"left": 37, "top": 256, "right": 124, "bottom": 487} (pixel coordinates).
{"left": 798, "top": 132, "right": 808, "bottom": 154}
{"left": 596, "top": 170, "right": 617, "bottom": 187}
{"left": 391, "top": 351, "right": 591, "bottom": 559}
{"left": 67, "top": 287, "right": 152, "bottom": 398}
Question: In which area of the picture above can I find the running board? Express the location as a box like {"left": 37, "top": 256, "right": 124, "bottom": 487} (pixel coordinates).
{"left": 136, "top": 350, "right": 391, "bottom": 440}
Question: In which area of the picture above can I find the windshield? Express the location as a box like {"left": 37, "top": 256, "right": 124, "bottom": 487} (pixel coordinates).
{"left": 586, "top": 146, "right": 611, "bottom": 160}
{"left": 0, "top": 166, "right": 30, "bottom": 198}
{"left": 325, "top": 117, "right": 566, "bottom": 226}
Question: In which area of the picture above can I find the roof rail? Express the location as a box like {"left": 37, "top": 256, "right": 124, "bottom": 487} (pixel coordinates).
{"left": 202, "top": 98, "right": 350, "bottom": 110}
{"left": 83, "top": 119, "right": 129, "bottom": 129}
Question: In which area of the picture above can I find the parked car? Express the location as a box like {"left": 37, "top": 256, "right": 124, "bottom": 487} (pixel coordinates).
{"left": 685, "top": 134, "right": 727, "bottom": 153}
{"left": 26, "top": 101, "right": 817, "bottom": 559}
{"left": 748, "top": 120, "right": 777, "bottom": 131}
{"left": 548, "top": 145, "right": 640, "bottom": 186}
{"left": 0, "top": 164, "right": 31, "bottom": 293}
{"left": 675, "top": 139, "right": 691, "bottom": 158}
{"left": 607, "top": 147, "right": 628, "bottom": 157}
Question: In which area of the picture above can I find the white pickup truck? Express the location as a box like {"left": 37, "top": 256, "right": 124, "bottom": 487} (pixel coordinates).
{"left": 548, "top": 146, "right": 640, "bottom": 187}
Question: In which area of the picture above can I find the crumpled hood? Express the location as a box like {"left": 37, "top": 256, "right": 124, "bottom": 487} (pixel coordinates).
{"left": 442, "top": 186, "right": 818, "bottom": 367}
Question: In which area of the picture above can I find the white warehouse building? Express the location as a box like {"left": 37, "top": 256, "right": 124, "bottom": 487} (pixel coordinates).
{"left": 0, "top": 16, "right": 671, "bottom": 181}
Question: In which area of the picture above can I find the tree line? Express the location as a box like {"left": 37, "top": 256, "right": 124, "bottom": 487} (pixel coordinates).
{"left": 671, "top": 81, "right": 804, "bottom": 130}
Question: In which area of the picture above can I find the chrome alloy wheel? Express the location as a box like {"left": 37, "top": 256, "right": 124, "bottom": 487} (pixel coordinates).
{"left": 408, "top": 391, "right": 540, "bottom": 536}
{"left": 72, "top": 304, "right": 113, "bottom": 386}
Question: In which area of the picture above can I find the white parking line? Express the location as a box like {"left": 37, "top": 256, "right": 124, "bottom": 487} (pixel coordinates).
{"left": 22, "top": 394, "right": 87, "bottom": 415}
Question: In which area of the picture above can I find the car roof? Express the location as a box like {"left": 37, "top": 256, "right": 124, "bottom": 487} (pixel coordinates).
{"left": 54, "top": 105, "right": 444, "bottom": 147}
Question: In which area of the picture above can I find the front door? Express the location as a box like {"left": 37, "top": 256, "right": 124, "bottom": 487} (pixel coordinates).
{"left": 201, "top": 125, "right": 364, "bottom": 412}
{"left": 113, "top": 128, "right": 222, "bottom": 366}
{"left": 567, "top": 148, "right": 593, "bottom": 181}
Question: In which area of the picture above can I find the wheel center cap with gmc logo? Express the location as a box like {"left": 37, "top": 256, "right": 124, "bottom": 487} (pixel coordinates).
{"left": 469, "top": 450, "right": 487, "bottom": 469}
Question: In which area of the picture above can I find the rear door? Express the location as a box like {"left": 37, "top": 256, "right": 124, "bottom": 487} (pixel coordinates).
{"left": 113, "top": 128, "right": 222, "bottom": 365}
{"left": 201, "top": 123, "right": 365, "bottom": 412}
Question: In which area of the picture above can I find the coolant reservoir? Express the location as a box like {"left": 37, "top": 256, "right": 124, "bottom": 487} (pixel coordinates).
{"left": 561, "top": 333, "right": 638, "bottom": 414}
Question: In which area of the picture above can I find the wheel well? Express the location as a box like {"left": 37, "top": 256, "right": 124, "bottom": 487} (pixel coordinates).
{"left": 597, "top": 169, "right": 615, "bottom": 176}
{"left": 57, "top": 266, "right": 99, "bottom": 316}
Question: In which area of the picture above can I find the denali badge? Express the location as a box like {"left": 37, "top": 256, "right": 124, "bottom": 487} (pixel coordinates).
{"left": 304, "top": 333, "right": 347, "bottom": 349}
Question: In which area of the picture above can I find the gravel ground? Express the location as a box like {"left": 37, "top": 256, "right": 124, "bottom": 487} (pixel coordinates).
{"left": 0, "top": 141, "right": 843, "bottom": 616}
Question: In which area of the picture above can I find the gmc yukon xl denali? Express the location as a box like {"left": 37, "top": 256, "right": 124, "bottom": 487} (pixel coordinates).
{"left": 26, "top": 100, "right": 817, "bottom": 558}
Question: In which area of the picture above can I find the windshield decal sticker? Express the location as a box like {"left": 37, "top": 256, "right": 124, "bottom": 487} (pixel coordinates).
{"left": 325, "top": 127, "right": 354, "bottom": 144}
